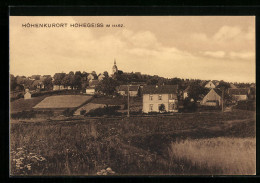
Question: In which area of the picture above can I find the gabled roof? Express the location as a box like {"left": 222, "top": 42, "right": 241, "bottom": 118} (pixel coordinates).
{"left": 229, "top": 83, "right": 237, "bottom": 89}
{"left": 205, "top": 80, "right": 219, "bottom": 87}
{"left": 212, "top": 88, "right": 222, "bottom": 97}
{"left": 142, "top": 85, "right": 178, "bottom": 94}
{"left": 118, "top": 85, "right": 139, "bottom": 92}
{"left": 89, "top": 79, "right": 99, "bottom": 87}
{"left": 183, "top": 86, "right": 190, "bottom": 92}
{"left": 228, "top": 88, "right": 249, "bottom": 95}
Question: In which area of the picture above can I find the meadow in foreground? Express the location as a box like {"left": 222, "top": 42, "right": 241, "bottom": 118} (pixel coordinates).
{"left": 10, "top": 110, "right": 255, "bottom": 175}
{"left": 168, "top": 137, "right": 255, "bottom": 175}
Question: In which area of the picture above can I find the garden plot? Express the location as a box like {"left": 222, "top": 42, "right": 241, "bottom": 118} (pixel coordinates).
{"left": 33, "top": 95, "right": 92, "bottom": 109}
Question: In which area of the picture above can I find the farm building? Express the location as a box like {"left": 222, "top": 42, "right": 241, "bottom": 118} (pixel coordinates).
{"left": 229, "top": 83, "right": 238, "bottom": 89}
{"left": 142, "top": 85, "right": 179, "bottom": 113}
{"left": 86, "top": 87, "right": 96, "bottom": 95}
{"left": 24, "top": 89, "right": 31, "bottom": 100}
{"left": 118, "top": 85, "right": 140, "bottom": 97}
{"left": 86, "top": 80, "right": 99, "bottom": 95}
{"left": 33, "top": 95, "right": 92, "bottom": 115}
{"left": 53, "top": 85, "right": 72, "bottom": 90}
{"left": 204, "top": 80, "right": 219, "bottom": 89}
{"left": 200, "top": 88, "right": 222, "bottom": 106}
{"left": 228, "top": 88, "right": 249, "bottom": 101}
{"left": 98, "top": 73, "right": 105, "bottom": 81}
{"left": 183, "top": 86, "right": 190, "bottom": 99}
{"left": 87, "top": 73, "right": 97, "bottom": 81}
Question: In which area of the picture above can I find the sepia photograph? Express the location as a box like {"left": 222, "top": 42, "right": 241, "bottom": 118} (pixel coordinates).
{"left": 9, "top": 16, "right": 256, "bottom": 176}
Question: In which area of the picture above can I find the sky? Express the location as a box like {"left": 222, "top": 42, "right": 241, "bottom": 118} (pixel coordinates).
{"left": 10, "top": 16, "right": 255, "bottom": 83}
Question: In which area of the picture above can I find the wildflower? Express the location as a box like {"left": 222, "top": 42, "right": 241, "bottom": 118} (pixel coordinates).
{"left": 106, "top": 167, "right": 112, "bottom": 172}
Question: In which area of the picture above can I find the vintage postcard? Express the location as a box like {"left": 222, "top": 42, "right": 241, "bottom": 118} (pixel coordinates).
{"left": 9, "top": 16, "right": 256, "bottom": 176}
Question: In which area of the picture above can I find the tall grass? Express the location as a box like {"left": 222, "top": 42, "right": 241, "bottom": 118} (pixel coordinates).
{"left": 168, "top": 137, "right": 256, "bottom": 175}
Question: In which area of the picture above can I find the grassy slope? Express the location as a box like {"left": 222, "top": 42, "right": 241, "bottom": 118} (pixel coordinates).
{"left": 10, "top": 110, "right": 255, "bottom": 175}
{"left": 10, "top": 95, "right": 48, "bottom": 113}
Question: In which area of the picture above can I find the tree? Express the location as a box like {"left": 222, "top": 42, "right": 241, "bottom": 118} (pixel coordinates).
{"left": 159, "top": 104, "right": 165, "bottom": 113}
{"left": 187, "top": 81, "right": 209, "bottom": 103}
{"left": 217, "top": 80, "right": 230, "bottom": 91}
{"left": 72, "top": 74, "right": 82, "bottom": 90}
{"left": 147, "top": 78, "right": 158, "bottom": 85}
{"left": 43, "top": 77, "right": 53, "bottom": 90}
{"left": 10, "top": 74, "right": 17, "bottom": 91}
{"left": 61, "top": 74, "right": 71, "bottom": 88}
{"left": 96, "top": 77, "right": 119, "bottom": 95}
{"left": 103, "top": 71, "right": 109, "bottom": 77}
{"left": 53, "top": 73, "right": 66, "bottom": 86}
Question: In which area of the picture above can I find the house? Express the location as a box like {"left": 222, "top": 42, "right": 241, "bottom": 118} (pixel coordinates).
{"left": 183, "top": 86, "right": 190, "bottom": 99}
{"left": 142, "top": 85, "right": 179, "bottom": 113}
{"left": 248, "top": 87, "right": 256, "bottom": 100}
{"left": 53, "top": 85, "right": 72, "bottom": 90}
{"left": 86, "top": 79, "right": 99, "bottom": 95}
{"left": 24, "top": 89, "right": 31, "bottom": 100}
{"left": 229, "top": 83, "right": 237, "bottom": 89}
{"left": 204, "top": 80, "right": 219, "bottom": 89}
{"left": 86, "top": 87, "right": 96, "bottom": 95}
{"left": 98, "top": 73, "right": 105, "bottom": 81}
{"left": 87, "top": 74, "right": 96, "bottom": 81}
{"left": 32, "top": 80, "right": 44, "bottom": 90}
{"left": 89, "top": 79, "right": 99, "bottom": 87}
{"left": 200, "top": 88, "right": 222, "bottom": 106}
{"left": 228, "top": 88, "right": 249, "bottom": 101}
{"left": 118, "top": 85, "right": 140, "bottom": 97}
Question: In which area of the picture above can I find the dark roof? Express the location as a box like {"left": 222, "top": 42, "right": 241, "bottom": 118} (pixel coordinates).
{"left": 118, "top": 85, "right": 139, "bottom": 91}
{"left": 228, "top": 88, "right": 249, "bottom": 95}
{"left": 142, "top": 85, "right": 178, "bottom": 94}
{"left": 212, "top": 88, "right": 222, "bottom": 96}
{"left": 183, "top": 86, "right": 190, "bottom": 92}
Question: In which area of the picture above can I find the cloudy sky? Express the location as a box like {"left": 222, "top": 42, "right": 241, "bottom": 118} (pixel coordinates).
{"left": 10, "top": 16, "right": 255, "bottom": 83}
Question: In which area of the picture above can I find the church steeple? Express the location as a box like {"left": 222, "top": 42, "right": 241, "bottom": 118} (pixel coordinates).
{"left": 112, "top": 59, "right": 118, "bottom": 75}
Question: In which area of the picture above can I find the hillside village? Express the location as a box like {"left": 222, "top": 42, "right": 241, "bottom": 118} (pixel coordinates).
{"left": 10, "top": 60, "right": 256, "bottom": 119}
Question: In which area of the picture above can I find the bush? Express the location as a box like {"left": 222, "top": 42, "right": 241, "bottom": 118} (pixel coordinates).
{"left": 62, "top": 108, "right": 74, "bottom": 117}
{"left": 85, "top": 106, "right": 121, "bottom": 117}
{"left": 181, "top": 99, "right": 197, "bottom": 112}
{"left": 234, "top": 101, "right": 256, "bottom": 111}
{"left": 80, "top": 109, "right": 86, "bottom": 115}
{"left": 11, "top": 110, "right": 55, "bottom": 119}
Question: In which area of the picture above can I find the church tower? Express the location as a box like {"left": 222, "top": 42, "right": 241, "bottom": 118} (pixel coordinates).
{"left": 112, "top": 59, "right": 118, "bottom": 75}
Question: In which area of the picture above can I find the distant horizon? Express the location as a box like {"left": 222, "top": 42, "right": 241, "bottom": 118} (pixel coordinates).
{"left": 10, "top": 16, "right": 255, "bottom": 83}
{"left": 9, "top": 67, "right": 255, "bottom": 84}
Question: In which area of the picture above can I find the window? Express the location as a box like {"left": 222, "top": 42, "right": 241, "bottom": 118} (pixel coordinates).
{"left": 158, "top": 94, "right": 162, "bottom": 100}
{"left": 169, "top": 103, "right": 174, "bottom": 110}
{"left": 149, "top": 104, "right": 153, "bottom": 111}
{"left": 149, "top": 94, "right": 153, "bottom": 100}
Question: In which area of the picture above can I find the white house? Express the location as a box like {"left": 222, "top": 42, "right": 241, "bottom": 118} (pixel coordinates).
{"left": 86, "top": 87, "right": 96, "bottom": 95}
{"left": 142, "top": 85, "right": 179, "bottom": 113}
{"left": 228, "top": 88, "right": 249, "bottom": 101}
{"left": 24, "top": 89, "right": 32, "bottom": 100}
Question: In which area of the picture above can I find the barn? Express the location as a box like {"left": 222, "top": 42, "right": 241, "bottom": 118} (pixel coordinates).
{"left": 201, "top": 88, "right": 222, "bottom": 107}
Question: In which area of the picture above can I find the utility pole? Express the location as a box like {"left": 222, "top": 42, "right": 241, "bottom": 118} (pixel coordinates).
{"left": 127, "top": 85, "right": 130, "bottom": 117}
{"left": 222, "top": 87, "right": 224, "bottom": 112}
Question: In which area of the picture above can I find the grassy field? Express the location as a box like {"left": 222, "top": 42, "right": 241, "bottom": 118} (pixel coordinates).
{"left": 168, "top": 137, "right": 255, "bottom": 175}
{"left": 10, "top": 110, "right": 255, "bottom": 176}
{"left": 33, "top": 95, "right": 92, "bottom": 109}
{"left": 10, "top": 95, "right": 48, "bottom": 113}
